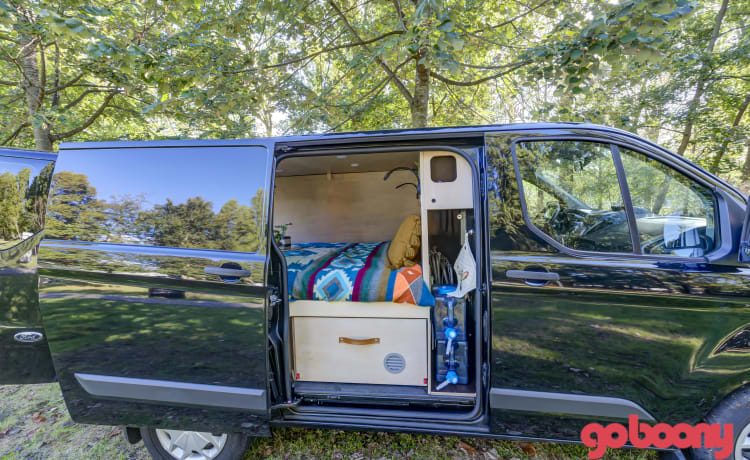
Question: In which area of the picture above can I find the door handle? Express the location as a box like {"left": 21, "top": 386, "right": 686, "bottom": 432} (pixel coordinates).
{"left": 204, "top": 266, "right": 252, "bottom": 278}
{"left": 505, "top": 270, "right": 559, "bottom": 281}
{"left": 339, "top": 337, "right": 380, "bottom": 345}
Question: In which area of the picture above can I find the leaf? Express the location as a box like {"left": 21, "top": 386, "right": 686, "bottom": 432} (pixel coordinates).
{"left": 457, "top": 441, "right": 476, "bottom": 455}
{"left": 438, "top": 20, "right": 454, "bottom": 32}
{"left": 64, "top": 18, "right": 83, "bottom": 29}
{"left": 570, "top": 49, "right": 583, "bottom": 59}
{"left": 448, "top": 36, "right": 464, "bottom": 51}
{"left": 519, "top": 442, "right": 537, "bottom": 455}
{"left": 79, "top": 5, "right": 113, "bottom": 16}
{"left": 620, "top": 30, "right": 639, "bottom": 43}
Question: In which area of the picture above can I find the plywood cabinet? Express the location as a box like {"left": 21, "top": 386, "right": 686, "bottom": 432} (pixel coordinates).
{"left": 291, "top": 301, "right": 430, "bottom": 386}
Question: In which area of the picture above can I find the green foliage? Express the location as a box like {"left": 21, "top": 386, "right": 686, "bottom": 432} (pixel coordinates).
{"left": 273, "top": 222, "right": 292, "bottom": 244}
{"left": 45, "top": 171, "right": 104, "bottom": 241}
{"left": 0, "top": 162, "right": 52, "bottom": 244}
{"left": 0, "top": 0, "right": 747, "bottom": 188}
{"left": 0, "top": 168, "right": 31, "bottom": 240}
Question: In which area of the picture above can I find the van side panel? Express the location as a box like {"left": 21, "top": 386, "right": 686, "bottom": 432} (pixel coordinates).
{"left": 39, "top": 145, "right": 272, "bottom": 434}
{"left": 486, "top": 130, "right": 750, "bottom": 440}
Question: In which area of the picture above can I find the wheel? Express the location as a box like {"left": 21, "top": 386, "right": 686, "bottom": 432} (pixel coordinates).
{"left": 692, "top": 387, "right": 750, "bottom": 460}
{"left": 140, "top": 427, "right": 250, "bottom": 460}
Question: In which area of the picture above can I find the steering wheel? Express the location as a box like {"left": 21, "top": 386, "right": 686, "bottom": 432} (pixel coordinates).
{"left": 540, "top": 200, "right": 561, "bottom": 223}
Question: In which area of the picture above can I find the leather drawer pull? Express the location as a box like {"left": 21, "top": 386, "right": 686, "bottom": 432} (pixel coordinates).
{"left": 339, "top": 337, "right": 380, "bottom": 345}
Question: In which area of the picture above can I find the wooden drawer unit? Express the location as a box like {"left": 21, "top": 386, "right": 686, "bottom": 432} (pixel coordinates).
{"left": 290, "top": 301, "right": 430, "bottom": 386}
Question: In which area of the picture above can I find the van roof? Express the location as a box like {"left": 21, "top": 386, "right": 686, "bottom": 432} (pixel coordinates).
{"left": 59, "top": 122, "right": 604, "bottom": 150}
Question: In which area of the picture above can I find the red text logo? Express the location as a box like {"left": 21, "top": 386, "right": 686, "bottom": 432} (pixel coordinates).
{"left": 581, "top": 415, "right": 733, "bottom": 459}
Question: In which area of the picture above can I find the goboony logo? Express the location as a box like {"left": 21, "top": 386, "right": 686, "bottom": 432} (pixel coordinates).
{"left": 581, "top": 415, "right": 734, "bottom": 459}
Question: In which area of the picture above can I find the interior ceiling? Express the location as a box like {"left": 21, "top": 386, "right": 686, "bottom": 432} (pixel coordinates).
{"left": 276, "top": 151, "right": 419, "bottom": 176}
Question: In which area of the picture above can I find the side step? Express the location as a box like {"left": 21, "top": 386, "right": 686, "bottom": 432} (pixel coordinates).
{"left": 294, "top": 381, "right": 475, "bottom": 407}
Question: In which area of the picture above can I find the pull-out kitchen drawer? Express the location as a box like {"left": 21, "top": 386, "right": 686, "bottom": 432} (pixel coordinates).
{"left": 291, "top": 301, "right": 430, "bottom": 386}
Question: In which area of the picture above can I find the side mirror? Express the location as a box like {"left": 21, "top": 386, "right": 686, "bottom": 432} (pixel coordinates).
{"left": 740, "top": 201, "right": 750, "bottom": 263}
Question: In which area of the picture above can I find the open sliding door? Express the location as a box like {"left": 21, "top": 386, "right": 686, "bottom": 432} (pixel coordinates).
{"left": 39, "top": 140, "right": 275, "bottom": 434}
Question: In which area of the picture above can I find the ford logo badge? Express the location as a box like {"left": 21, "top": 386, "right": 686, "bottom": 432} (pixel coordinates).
{"left": 13, "top": 331, "right": 44, "bottom": 343}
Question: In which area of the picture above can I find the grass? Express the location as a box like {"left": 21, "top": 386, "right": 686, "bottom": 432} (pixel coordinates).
{"left": 0, "top": 383, "right": 658, "bottom": 460}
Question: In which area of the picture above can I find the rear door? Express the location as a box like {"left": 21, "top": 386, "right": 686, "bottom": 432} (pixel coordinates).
{"left": 0, "top": 148, "right": 56, "bottom": 383}
{"left": 485, "top": 128, "right": 750, "bottom": 441}
{"left": 39, "top": 141, "right": 274, "bottom": 434}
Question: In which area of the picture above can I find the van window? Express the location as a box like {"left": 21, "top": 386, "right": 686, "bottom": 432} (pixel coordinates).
{"left": 45, "top": 147, "right": 267, "bottom": 252}
{"left": 619, "top": 148, "right": 717, "bottom": 257}
{"left": 0, "top": 156, "right": 54, "bottom": 251}
{"left": 515, "top": 140, "right": 634, "bottom": 253}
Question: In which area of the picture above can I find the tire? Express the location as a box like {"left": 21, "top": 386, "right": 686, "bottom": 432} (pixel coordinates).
{"left": 691, "top": 387, "right": 750, "bottom": 460}
{"left": 140, "top": 427, "right": 250, "bottom": 460}
{"left": 659, "top": 450, "right": 689, "bottom": 460}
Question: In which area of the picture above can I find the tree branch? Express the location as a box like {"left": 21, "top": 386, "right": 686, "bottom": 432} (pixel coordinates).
{"left": 48, "top": 71, "right": 84, "bottom": 94}
{"left": 0, "top": 33, "right": 20, "bottom": 44}
{"left": 62, "top": 88, "right": 117, "bottom": 111}
{"left": 326, "top": 77, "right": 392, "bottom": 132}
{"left": 51, "top": 42, "right": 60, "bottom": 107}
{"left": 429, "top": 61, "right": 530, "bottom": 86}
{"left": 1, "top": 122, "right": 29, "bottom": 145}
{"left": 481, "top": 0, "right": 554, "bottom": 31}
{"left": 235, "top": 30, "right": 402, "bottom": 73}
{"left": 327, "top": 0, "right": 413, "bottom": 104}
{"left": 51, "top": 91, "right": 117, "bottom": 141}
{"left": 391, "top": 0, "right": 408, "bottom": 31}
{"left": 38, "top": 39, "right": 46, "bottom": 111}
{"left": 329, "top": 58, "right": 410, "bottom": 108}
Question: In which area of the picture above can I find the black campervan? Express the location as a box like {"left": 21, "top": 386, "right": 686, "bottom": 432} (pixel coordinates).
{"left": 2, "top": 123, "right": 749, "bottom": 460}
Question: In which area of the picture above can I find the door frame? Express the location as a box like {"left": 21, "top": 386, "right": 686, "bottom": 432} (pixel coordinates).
{"left": 271, "top": 143, "right": 487, "bottom": 425}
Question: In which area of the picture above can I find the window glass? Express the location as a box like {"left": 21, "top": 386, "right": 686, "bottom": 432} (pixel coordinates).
{"left": 45, "top": 147, "right": 268, "bottom": 252}
{"left": 620, "top": 148, "right": 716, "bottom": 257}
{"left": 521, "top": 180, "right": 556, "bottom": 219}
{"left": 515, "top": 141, "right": 633, "bottom": 253}
{"left": 0, "top": 156, "right": 54, "bottom": 251}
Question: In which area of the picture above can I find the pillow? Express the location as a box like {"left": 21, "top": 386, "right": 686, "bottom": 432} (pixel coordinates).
{"left": 387, "top": 214, "right": 421, "bottom": 269}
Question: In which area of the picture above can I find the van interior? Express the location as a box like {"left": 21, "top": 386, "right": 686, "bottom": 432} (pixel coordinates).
{"left": 271, "top": 150, "right": 479, "bottom": 414}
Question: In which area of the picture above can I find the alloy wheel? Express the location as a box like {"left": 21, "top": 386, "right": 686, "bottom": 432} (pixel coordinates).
{"left": 735, "top": 421, "right": 750, "bottom": 460}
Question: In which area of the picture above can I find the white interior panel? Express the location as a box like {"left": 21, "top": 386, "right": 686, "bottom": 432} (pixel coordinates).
{"left": 274, "top": 171, "right": 419, "bottom": 243}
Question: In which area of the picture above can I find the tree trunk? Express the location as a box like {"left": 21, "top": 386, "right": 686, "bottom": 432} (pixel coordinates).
{"left": 675, "top": 0, "right": 729, "bottom": 157}
{"left": 411, "top": 58, "right": 430, "bottom": 128}
{"left": 742, "top": 137, "right": 750, "bottom": 183}
{"left": 709, "top": 92, "right": 750, "bottom": 173}
{"left": 19, "top": 35, "right": 52, "bottom": 151}
{"left": 652, "top": 177, "right": 672, "bottom": 215}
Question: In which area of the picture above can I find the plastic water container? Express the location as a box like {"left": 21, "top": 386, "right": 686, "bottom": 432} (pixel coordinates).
{"left": 436, "top": 339, "right": 469, "bottom": 384}
{"left": 432, "top": 285, "right": 467, "bottom": 340}
{"left": 432, "top": 285, "right": 469, "bottom": 386}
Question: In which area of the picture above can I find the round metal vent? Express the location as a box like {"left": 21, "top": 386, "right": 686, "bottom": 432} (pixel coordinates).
{"left": 384, "top": 353, "right": 406, "bottom": 374}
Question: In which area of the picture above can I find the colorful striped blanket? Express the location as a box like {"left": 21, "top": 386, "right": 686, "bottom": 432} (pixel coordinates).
{"left": 283, "top": 242, "right": 434, "bottom": 307}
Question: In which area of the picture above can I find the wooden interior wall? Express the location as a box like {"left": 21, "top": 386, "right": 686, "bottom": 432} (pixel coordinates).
{"left": 274, "top": 170, "right": 419, "bottom": 243}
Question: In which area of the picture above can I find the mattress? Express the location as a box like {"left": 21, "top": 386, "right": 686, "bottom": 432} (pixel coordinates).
{"left": 283, "top": 242, "right": 434, "bottom": 307}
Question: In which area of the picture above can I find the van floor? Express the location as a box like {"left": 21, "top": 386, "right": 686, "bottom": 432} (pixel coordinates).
{"left": 293, "top": 381, "right": 475, "bottom": 407}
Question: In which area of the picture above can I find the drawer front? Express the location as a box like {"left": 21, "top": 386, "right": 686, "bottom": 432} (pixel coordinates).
{"left": 292, "top": 317, "right": 428, "bottom": 386}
